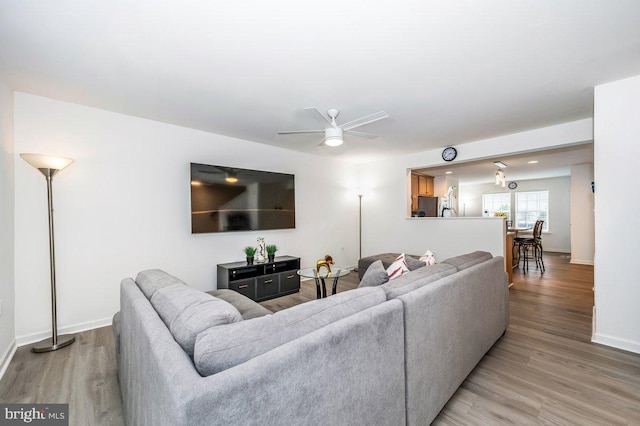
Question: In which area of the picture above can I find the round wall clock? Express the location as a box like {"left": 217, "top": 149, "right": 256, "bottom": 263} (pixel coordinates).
{"left": 508, "top": 182, "right": 517, "bottom": 190}
{"left": 442, "top": 147, "right": 457, "bottom": 162}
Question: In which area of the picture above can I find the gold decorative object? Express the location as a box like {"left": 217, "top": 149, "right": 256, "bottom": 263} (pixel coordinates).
{"left": 316, "top": 255, "right": 334, "bottom": 274}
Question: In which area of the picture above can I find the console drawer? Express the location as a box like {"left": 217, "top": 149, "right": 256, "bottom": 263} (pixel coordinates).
{"left": 256, "top": 273, "right": 280, "bottom": 300}
{"left": 279, "top": 270, "right": 300, "bottom": 293}
{"left": 229, "top": 278, "right": 256, "bottom": 300}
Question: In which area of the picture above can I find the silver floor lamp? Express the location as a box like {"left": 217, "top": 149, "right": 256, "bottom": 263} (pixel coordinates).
{"left": 20, "top": 153, "right": 76, "bottom": 353}
{"left": 358, "top": 193, "right": 363, "bottom": 260}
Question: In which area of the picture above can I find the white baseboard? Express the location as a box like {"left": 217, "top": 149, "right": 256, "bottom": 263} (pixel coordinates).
{"left": 0, "top": 340, "right": 17, "bottom": 382}
{"left": 592, "top": 333, "right": 640, "bottom": 355}
{"left": 544, "top": 248, "right": 571, "bottom": 253}
{"left": 570, "top": 259, "right": 594, "bottom": 265}
{"left": 15, "top": 317, "right": 113, "bottom": 347}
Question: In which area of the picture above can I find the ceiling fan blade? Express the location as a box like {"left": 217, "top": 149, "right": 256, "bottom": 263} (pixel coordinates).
{"left": 341, "top": 111, "right": 389, "bottom": 131}
{"left": 304, "top": 107, "right": 334, "bottom": 127}
{"left": 344, "top": 130, "right": 378, "bottom": 139}
{"left": 278, "top": 129, "right": 325, "bottom": 135}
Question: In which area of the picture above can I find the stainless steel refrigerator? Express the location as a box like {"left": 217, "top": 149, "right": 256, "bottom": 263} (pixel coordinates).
{"left": 417, "top": 196, "right": 438, "bottom": 217}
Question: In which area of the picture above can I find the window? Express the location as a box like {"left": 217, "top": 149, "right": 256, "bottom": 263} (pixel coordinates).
{"left": 482, "top": 193, "right": 511, "bottom": 219}
{"left": 515, "top": 191, "right": 549, "bottom": 231}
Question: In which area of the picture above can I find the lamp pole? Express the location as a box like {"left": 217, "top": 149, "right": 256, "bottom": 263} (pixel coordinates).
{"left": 20, "top": 153, "right": 76, "bottom": 353}
{"left": 358, "top": 193, "right": 363, "bottom": 260}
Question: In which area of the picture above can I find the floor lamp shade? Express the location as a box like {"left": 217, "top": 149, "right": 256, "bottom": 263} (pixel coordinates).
{"left": 20, "top": 153, "right": 74, "bottom": 172}
{"left": 20, "top": 153, "right": 76, "bottom": 353}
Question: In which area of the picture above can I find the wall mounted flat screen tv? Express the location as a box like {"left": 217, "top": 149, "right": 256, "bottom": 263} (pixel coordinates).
{"left": 190, "top": 163, "right": 295, "bottom": 233}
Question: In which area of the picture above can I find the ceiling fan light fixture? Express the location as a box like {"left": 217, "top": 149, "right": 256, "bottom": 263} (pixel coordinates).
{"left": 278, "top": 107, "right": 388, "bottom": 147}
{"left": 325, "top": 137, "right": 344, "bottom": 147}
{"left": 324, "top": 127, "right": 344, "bottom": 147}
{"left": 495, "top": 168, "right": 506, "bottom": 186}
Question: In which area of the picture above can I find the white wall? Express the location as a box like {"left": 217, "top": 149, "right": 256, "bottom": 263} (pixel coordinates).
{"left": 570, "top": 164, "right": 594, "bottom": 265}
{"left": 358, "top": 119, "right": 591, "bottom": 262}
{"left": 360, "top": 160, "right": 509, "bottom": 262}
{"left": 593, "top": 74, "right": 640, "bottom": 354}
{"left": 459, "top": 176, "right": 572, "bottom": 253}
{"left": 0, "top": 77, "right": 16, "bottom": 373}
{"left": 9, "top": 93, "right": 601, "bottom": 348}
{"left": 13, "top": 93, "right": 359, "bottom": 344}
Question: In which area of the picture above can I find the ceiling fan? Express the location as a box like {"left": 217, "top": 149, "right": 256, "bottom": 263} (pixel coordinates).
{"left": 278, "top": 107, "right": 389, "bottom": 147}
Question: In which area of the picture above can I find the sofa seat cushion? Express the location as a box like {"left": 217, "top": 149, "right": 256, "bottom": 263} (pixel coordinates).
{"left": 151, "top": 284, "right": 243, "bottom": 356}
{"left": 194, "top": 286, "right": 387, "bottom": 376}
{"left": 135, "top": 269, "right": 187, "bottom": 299}
{"left": 207, "top": 289, "right": 272, "bottom": 320}
{"left": 441, "top": 251, "right": 493, "bottom": 271}
{"left": 382, "top": 263, "right": 457, "bottom": 299}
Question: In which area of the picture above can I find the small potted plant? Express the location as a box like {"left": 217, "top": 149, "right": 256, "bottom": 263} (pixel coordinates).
{"left": 266, "top": 244, "right": 278, "bottom": 263}
{"left": 244, "top": 246, "right": 257, "bottom": 265}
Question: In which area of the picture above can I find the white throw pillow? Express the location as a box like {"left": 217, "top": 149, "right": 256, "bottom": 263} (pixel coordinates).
{"left": 386, "top": 253, "right": 409, "bottom": 280}
{"left": 419, "top": 250, "right": 437, "bottom": 265}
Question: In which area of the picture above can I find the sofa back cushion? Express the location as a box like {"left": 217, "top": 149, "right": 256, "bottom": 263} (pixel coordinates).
{"left": 135, "top": 269, "right": 187, "bottom": 299}
{"left": 382, "top": 263, "right": 457, "bottom": 299}
{"left": 150, "top": 284, "right": 242, "bottom": 356}
{"left": 441, "top": 251, "right": 493, "bottom": 271}
{"left": 193, "top": 287, "right": 386, "bottom": 376}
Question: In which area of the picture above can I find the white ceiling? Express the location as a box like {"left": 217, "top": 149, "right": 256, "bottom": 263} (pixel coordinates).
{"left": 1, "top": 1, "right": 640, "bottom": 164}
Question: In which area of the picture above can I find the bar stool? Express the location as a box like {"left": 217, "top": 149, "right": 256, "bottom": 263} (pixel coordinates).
{"left": 514, "top": 220, "right": 545, "bottom": 273}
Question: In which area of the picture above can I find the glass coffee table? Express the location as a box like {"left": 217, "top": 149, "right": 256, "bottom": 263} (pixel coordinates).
{"left": 297, "top": 267, "right": 351, "bottom": 299}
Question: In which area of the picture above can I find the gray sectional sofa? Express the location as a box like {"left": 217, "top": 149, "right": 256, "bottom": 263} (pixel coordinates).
{"left": 113, "top": 251, "right": 509, "bottom": 425}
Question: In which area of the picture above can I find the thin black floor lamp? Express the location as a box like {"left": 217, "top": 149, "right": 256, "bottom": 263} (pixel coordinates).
{"left": 20, "top": 153, "right": 76, "bottom": 353}
{"left": 358, "top": 193, "right": 363, "bottom": 260}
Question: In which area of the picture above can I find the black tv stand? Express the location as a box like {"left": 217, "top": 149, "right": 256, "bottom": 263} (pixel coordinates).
{"left": 216, "top": 256, "right": 300, "bottom": 302}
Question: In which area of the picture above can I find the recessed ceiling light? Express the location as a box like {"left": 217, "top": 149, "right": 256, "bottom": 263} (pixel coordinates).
{"left": 528, "top": 160, "right": 538, "bottom": 164}
{"left": 445, "top": 171, "right": 453, "bottom": 175}
{"left": 494, "top": 161, "right": 507, "bottom": 168}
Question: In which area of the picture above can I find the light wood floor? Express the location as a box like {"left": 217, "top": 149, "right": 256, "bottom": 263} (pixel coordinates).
{"left": 0, "top": 324, "right": 123, "bottom": 425}
{"left": 435, "top": 253, "right": 640, "bottom": 425}
{"left": 1, "top": 253, "right": 639, "bottom": 425}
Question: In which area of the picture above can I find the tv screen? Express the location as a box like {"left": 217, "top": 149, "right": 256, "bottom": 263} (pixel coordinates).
{"left": 190, "top": 163, "right": 295, "bottom": 233}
